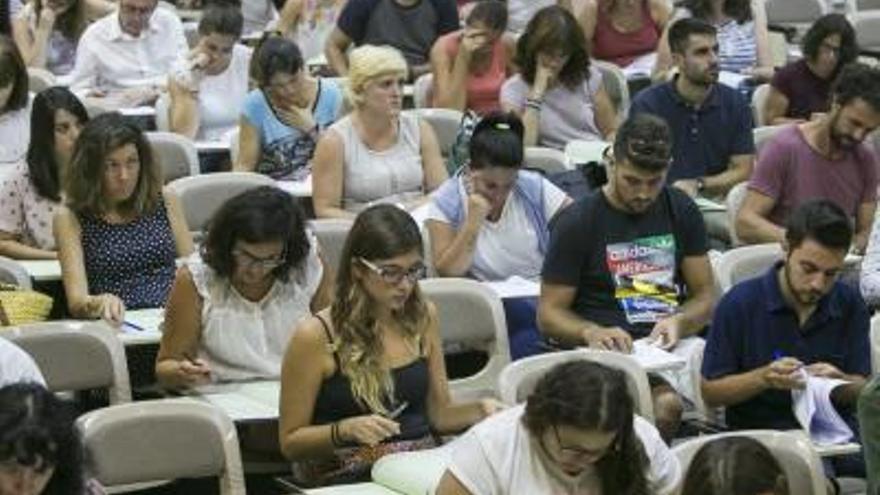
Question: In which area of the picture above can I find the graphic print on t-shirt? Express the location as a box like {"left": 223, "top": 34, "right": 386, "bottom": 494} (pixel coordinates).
{"left": 606, "top": 234, "right": 679, "bottom": 324}
{"left": 257, "top": 134, "right": 316, "bottom": 181}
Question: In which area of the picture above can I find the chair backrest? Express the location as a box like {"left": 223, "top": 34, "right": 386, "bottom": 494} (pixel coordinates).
{"left": 1, "top": 321, "right": 131, "bottom": 404}
{"left": 406, "top": 108, "right": 464, "bottom": 158}
{"left": 228, "top": 127, "right": 241, "bottom": 165}
{"left": 309, "top": 218, "right": 354, "bottom": 275}
{"left": 563, "top": 140, "right": 611, "bottom": 167}
{"left": 419, "top": 278, "right": 511, "bottom": 401}
{"left": 154, "top": 92, "right": 172, "bottom": 132}
{"left": 413, "top": 73, "right": 434, "bottom": 109}
{"left": 753, "top": 125, "right": 787, "bottom": 156}
{"left": 853, "top": 11, "right": 880, "bottom": 51}
{"left": 27, "top": 67, "right": 56, "bottom": 94}
{"left": 165, "top": 172, "right": 278, "bottom": 235}
{"left": 497, "top": 348, "right": 655, "bottom": 423}
{"left": 871, "top": 313, "right": 880, "bottom": 374}
{"left": 145, "top": 131, "right": 200, "bottom": 183}
{"left": 0, "top": 256, "right": 32, "bottom": 289}
{"left": 765, "top": 0, "right": 827, "bottom": 25}
{"left": 76, "top": 398, "right": 245, "bottom": 495}
{"left": 714, "top": 243, "right": 783, "bottom": 292}
{"left": 524, "top": 146, "right": 569, "bottom": 174}
{"left": 751, "top": 83, "right": 771, "bottom": 127}
{"left": 592, "top": 59, "right": 630, "bottom": 121}
{"left": 725, "top": 181, "right": 749, "bottom": 247}
{"left": 858, "top": 0, "right": 880, "bottom": 10}
{"left": 672, "top": 430, "right": 828, "bottom": 495}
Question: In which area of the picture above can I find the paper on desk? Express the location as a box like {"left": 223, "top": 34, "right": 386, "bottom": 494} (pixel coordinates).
{"left": 123, "top": 308, "right": 165, "bottom": 334}
{"left": 792, "top": 370, "right": 853, "bottom": 446}
{"left": 631, "top": 338, "right": 688, "bottom": 372}
{"left": 719, "top": 70, "right": 750, "bottom": 89}
{"left": 484, "top": 276, "right": 540, "bottom": 299}
{"left": 621, "top": 53, "right": 657, "bottom": 79}
{"left": 694, "top": 197, "right": 726, "bottom": 212}
{"left": 198, "top": 380, "right": 280, "bottom": 422}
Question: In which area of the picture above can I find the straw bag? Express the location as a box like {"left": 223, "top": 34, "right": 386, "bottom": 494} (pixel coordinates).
{"left": 0, "top": 284, "right": 53, "bottom": 326}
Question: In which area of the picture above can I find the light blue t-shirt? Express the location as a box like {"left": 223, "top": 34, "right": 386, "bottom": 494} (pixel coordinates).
{"left": 241, "top": 78, "right": 343, "bottom": 180}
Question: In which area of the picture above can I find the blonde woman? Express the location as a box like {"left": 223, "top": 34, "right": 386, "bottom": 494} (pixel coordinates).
{"left": 279, "top": 205, "right": 500, "bottom": 486}
{"left": 311, "top": 45, "right": 448, "bottom": 219}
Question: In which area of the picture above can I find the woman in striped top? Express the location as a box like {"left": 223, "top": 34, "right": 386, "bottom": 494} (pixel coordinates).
{"left": 654, "top": 0, "right": 774, "bottom": 81}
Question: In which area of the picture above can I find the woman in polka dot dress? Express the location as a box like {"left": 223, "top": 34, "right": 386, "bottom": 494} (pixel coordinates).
{"left": 54, "top": 112, "right": 193, "bottom": 325}
{"left": 0, "top": 87, "right": 87, "bottom": 259}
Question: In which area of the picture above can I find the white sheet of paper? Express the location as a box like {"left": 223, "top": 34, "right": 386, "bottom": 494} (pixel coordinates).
{"left": 631, "top": 338, "right": 688, "bottom": 372}
{"left": 621, "top": 52, "right": 658, "bottom": 79}
{"left": 719, "top": 70, "right": 749, "bottom": 89}
{"left": 694, "top": 197, "right": 727, "bottom": 212}
{"left": 197, "top": 380, "right": 280, "bottom": 422}
{"left": 484, "top": 276, "right": 540, "bottom": 299}
{"left": 792, "top": 370, "right": 853, "bottom": 446}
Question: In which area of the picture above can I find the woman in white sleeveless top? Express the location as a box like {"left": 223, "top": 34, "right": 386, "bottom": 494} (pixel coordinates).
{"left": 155, "top": 186, "right": 333, "bottom": 386}
{"left": 312, "top": 44, "right": 448, "bottom": 219}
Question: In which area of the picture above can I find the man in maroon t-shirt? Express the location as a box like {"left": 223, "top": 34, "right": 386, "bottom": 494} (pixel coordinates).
{"left": 736, "top": 63, "right": 880, "bottom": 253}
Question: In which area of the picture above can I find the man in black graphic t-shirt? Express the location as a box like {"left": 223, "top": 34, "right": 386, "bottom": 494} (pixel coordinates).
{"left": 538, "top": 113, "right": 717, "bottom": 442}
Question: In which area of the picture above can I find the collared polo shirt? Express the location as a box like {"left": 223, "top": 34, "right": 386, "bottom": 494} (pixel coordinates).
{"left": 68, "top": 7, "right": 188, "bottom": 93}
{"left": 702, "top": 262, "right": 870, "bottom": 430}
{"left": 629, "top": 78, "right": 754, "bottom": 182}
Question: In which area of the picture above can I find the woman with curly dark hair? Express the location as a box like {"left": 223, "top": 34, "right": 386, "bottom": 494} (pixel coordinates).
{"left": 681, "top": 436, "right": 789, "bottom": 495}
{"left": 437, "top": 360, "right": 681, "bottom": 495}
{"left": 279, "top": 204, "right": 501, "bottom": 486}
{"left": 156, "top": 186, "right": 333, "bottom": 388}
{"left": 0, "top": 382, "right": 103, "bottom": 495}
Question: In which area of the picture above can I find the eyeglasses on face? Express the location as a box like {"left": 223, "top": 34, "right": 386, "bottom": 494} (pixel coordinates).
{"left": 550, "top": 424, "right": 613, "bottom": 460}
{"left": 232, "top": 248, "right": 286, "bottom": 271}
{"left": 359, "top": 258, "right": 427, "bottom": 285}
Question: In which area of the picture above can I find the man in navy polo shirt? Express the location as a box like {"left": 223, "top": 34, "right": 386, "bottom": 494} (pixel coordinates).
{"left": 631, "top": 18, "right": 754, "bottom": 244}
{"left": 702, "top": 199, "right": 869, "bottom": 476}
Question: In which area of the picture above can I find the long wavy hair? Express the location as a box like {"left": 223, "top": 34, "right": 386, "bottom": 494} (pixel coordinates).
{"left": 330, "top": 205, "right": 430, "bottom": 414}
{"left": 523, "top": 361, "right": 651, "bottom": 495}
{"left": 31, "top": 0, "right": 87, "bottom": 40}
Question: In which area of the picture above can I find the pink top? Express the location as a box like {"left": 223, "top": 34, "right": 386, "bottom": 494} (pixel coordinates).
{"left": 436, "top": 30, "right": 507, "bottom": 115}
{"left": 592, "top": 0, "right": 661, "bottom": 68}
{"left": 749, "top": 124, "right": 878, "bottom": 226}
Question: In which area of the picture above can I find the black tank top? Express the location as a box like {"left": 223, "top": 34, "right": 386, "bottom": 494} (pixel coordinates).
{"left": 311, "top": 315, "right": 432, "bottom": 442}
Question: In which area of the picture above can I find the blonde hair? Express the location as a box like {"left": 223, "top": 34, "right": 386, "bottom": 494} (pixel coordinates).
{"left": 331, "top": 205, "right": 429, "bottom": 414}
{"left": 345, "top": 45, "right": 408, "bottom": 108}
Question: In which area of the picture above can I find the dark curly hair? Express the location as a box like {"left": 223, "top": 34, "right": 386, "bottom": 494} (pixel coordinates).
{"left": 201, "top": 186, "right": 310, "bottom": 282}
{"left": 515, "top": 6, "right": 591, "bottom": 89}
{"left": 0, "top": 383, "right": 88, "bottom": 495}
{"left": 681, "top": 436, "right": 790, "bottom": 495}
{"left": 802, "top": 14, "right": 857, "bottom": 79}
{"left": 831, "top": 63, "right": 880, "bottom": 112}
{"left": 523, "top": 360, "right": 651, "bottom": 495}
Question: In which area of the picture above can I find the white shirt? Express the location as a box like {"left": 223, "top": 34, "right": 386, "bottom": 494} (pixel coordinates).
{"left": 68, "top": 7, "right": 188, "bottom": 93}
{"left": 0, "top": 100, "right": 31, "bottom": 168}
{"left": 242, "top": 0, "right": 277, "bottom": 35}
{"left": 186, "top": 233, "right": 323, "bottom": 382}
{"left": 507, "top": 0, "right": 554, "bottom": 34}
{"left": 172, "top": 44, "right": 252, "bottom": 141}
{"left": 0, "top": 337, "right": 46, "bottom": 387}
{"left": 426, "top": 174, "right": 567, "bottom": 281}
{"left": 447, "top": 404, "right": 681, "bottom": 495}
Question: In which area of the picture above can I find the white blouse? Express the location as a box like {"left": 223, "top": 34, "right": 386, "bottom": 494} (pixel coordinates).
{"left": 0, "top": 102, "right": 30, "bottom": 167}
{"left": 0, "top": 161, "right": 60, "bottom": 251}
{"left": 187, "top": 233, "right": 323, "bottom": 382}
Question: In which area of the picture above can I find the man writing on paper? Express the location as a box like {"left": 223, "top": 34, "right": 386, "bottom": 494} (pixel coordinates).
{"left": 703, "top": 199, "right": 869, "bottom": 478}
{"left": 538, "top": 113, "right": 716, "bottom": 442}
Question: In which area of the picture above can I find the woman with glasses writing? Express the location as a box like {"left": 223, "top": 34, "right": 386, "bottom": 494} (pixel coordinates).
{"left": 279, "top": 204, "right": 500, "bottom": 486}
{"left": 436, "top": 360, "right": 681, "bottom": 495}
{"left": 155, "top": 186, "right": 332, "bottom": 388}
